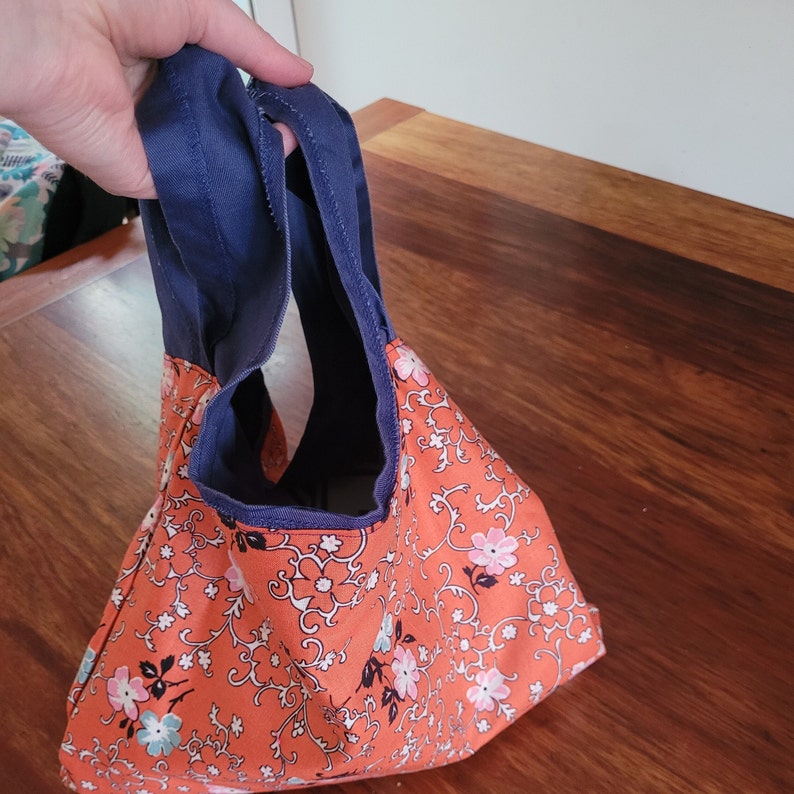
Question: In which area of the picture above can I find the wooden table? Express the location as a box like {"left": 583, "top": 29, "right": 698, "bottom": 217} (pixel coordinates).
{"left": 1, "top": 100, "right": 792, "bottom": 793}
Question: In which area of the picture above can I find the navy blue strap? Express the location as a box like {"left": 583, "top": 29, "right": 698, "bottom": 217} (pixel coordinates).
{"left": 328, "top": 95, "right": 383, "bottom": 298}
{"left": 137, "top": 46, "right": 393, "bottom": 383}
{"left": 137, "top": 46, "right": 399, "bottom": 529}
{"left": 137, "top": 46, "right": 290, "bottom": 384}
{"left": 249, "top": 81, "right": 393, "bottom": 347}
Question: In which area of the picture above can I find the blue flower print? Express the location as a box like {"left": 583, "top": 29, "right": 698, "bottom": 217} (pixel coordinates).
{"left": 136, "top": 710, "right": 182, "bottom": 757}
{"left": 373, "top": 612, "right": 394, "bottom": 653}
{"left": 76, "top": 646, "right": 96, "bottom": 685}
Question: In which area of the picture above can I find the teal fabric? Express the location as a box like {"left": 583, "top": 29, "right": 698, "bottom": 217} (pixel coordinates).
{"left": 0, "top": 117, "right": 65, "bottom": 280}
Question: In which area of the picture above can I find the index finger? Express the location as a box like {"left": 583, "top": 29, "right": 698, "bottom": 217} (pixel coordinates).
{"left": 116, "top": 0, "right": 313, "bottom": 86}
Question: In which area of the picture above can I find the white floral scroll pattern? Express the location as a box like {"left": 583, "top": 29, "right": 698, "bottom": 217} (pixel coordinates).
{"left": 61, "top": 341, "right": 604, "bottom": 792}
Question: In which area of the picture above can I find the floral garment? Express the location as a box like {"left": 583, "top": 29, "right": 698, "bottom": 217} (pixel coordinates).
{"left": 0, "top": 117, "right": 64, "bottom": 280}
{"left": 60, "top": 341, "right": 604, "bottom": 792}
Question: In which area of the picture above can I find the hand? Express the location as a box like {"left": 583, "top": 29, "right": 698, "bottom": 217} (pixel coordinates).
{"left": 0, "top": 0, "right": 311, "bottom": 198}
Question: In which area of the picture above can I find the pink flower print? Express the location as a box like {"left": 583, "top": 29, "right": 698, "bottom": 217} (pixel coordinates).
{"left": 107, "top": 665, "right": 150, "bottom": 720}
{"left": 192, "top": 386, "right": 218, "bottom": 426}
{"left": 392, "top": 646, "right": 420, "bottom": 700}
{"left": 161, "top": 358, "right": 177, "bottom": 401}
{"left": 141, "top": 494, "right": 164, "bottom": 534}
{"left": 224, "top": 552, "right": 254, "bottom": 603}
{"left": 468, "top": 528, "right": 519, "bottom": 575}
{"left": 393, "top": 345, "right": 430, "bottom": 387}
{"left": 466, "top": 668, "right": 510, "bottom": 712}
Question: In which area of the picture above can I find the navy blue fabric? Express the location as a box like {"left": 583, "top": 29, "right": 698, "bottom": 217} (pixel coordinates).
{"left": 136, "top": 46, "right": 400, "bottom": 530}
{"left": 137, "top": 47, "right": 289, "bottom": 383}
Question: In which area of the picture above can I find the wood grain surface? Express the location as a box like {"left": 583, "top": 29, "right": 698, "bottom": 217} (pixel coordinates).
{"left": 364, "top": 112, "right": 794, "bottom": 293}
{"left": 0, "top": 218, "right": 147, "bottom": 329}
{"left": 0, "top": 101, "right": 791, "bottom": 794}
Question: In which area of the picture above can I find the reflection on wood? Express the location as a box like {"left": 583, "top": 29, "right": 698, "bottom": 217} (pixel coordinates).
{"left": 0, "top": 101, "right": 791, "bottom": 793}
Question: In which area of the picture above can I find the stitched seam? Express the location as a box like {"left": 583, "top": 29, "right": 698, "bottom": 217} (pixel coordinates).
{"left": 163, "top": 59, "right": 236, "bottom": 357}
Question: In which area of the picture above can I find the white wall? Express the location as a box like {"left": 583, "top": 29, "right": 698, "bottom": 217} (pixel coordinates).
{"left": 252, "top": 0, "right": 298, "bottom": 54}
{"left": 290, "top": 1, "right": 793, "bottom": 218}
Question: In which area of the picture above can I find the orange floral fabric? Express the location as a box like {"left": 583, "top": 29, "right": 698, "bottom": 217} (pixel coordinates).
{"left": 60, "top": 340, "right": 604, "bottom": 792}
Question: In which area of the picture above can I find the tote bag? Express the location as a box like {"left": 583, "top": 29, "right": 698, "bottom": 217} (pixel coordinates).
{"left": 60, "top": 46, "right": 604, "bottom": 793}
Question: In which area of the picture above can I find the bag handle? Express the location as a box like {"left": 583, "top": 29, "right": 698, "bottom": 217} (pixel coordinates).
{"left": 138, "top": 46, "right": 400, "bottom": 528}
{"left": 137, "top": 46, "right": 394, "bottom": 384}
{"left": 137, "top": 46, "right": 291, "bottom": 385}
{"left": 249, "top": 81, "right": 392, "bottom": 341}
